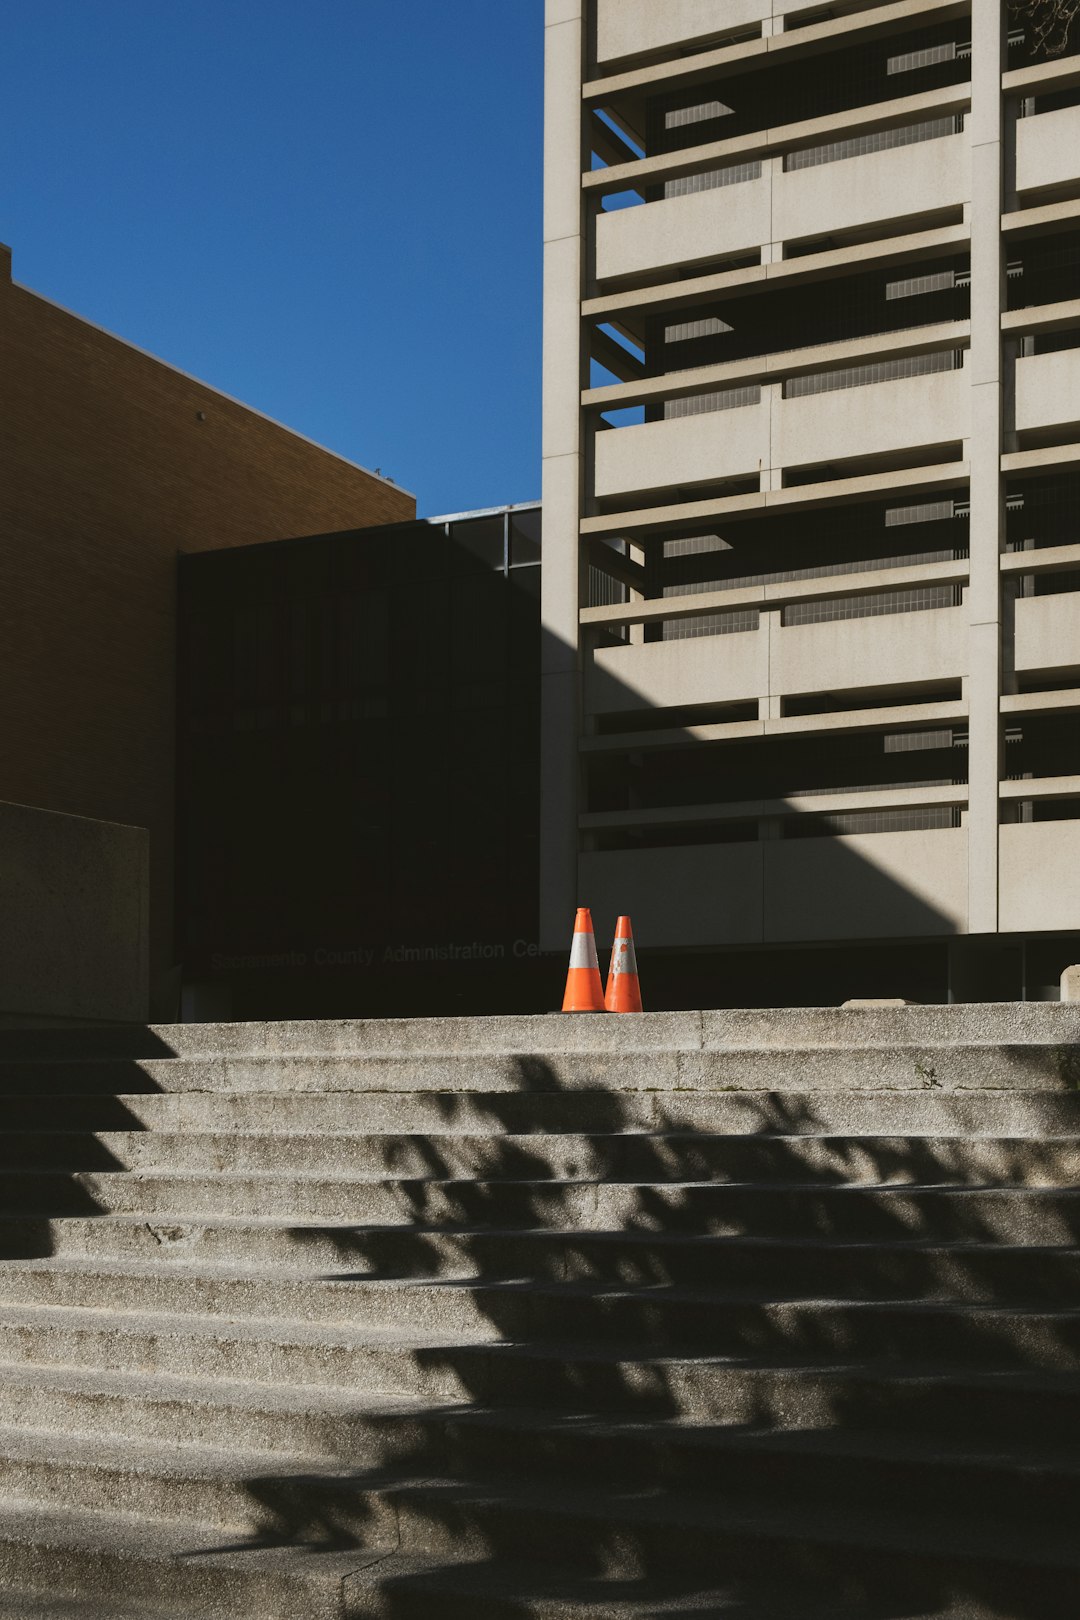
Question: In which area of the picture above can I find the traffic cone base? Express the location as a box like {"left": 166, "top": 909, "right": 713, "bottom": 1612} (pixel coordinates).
{"left": 561, "top": 907, "right": 606, "bottom": 1013}
{"left": 605, "top": 914, "right": 643, "bottom": 1013}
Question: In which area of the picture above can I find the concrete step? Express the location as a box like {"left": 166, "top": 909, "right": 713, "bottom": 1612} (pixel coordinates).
{"left": 0, "top": 1007, "right": 1075, "bottom": 1617}
{"left": 0, "top": 1359, "right": 432, "bottom": 1467}
{"left": 0, "top": 1300, "right": 489, "bottom": 1396}
{"left": 0, "top": 1424, "right": 381, "bottom": 1544}
{"left": 0, "top": 1052, "right": 695, "bottom": 1098}
{"left": 429, "top": 1413, "right": 1080, "bottom": 1530}
{"left": 0, "top": 1041, "right": 1077, "bottom": 1097}
{"left": 355, "top": 1529, "right": 1077, "bottom": 1620}
{"left": 0, "top": 1089, "right": 659, "bottom": 1135}
{"left": 1, "top": 1004, "right": 1079, "bottom": 1062}
{"left": 369, "top": 1474, "right": 1080, "bottom": 1610}
{"left": 350, "top": 1551, "right": 983, "bottom": 1620}
{"left": 6, "top": 1130, "right": 1080, "bottom": 1187}
{"left": 430, "top": 1408, "right": 1080, "bottom": 1527}
{"left": 1, "top": 1296, "right": 1079, "bottom": 1436}
{"left": 5, "top": 1347, "right": 1080, "bottom": 1467}
{"left": 0, "top": 1515, "right": 1041, "bottom": 1620}
{"left": 6, "top": 1168, "right": 1080, "bottom": 1242}
{"left": 0, "top": 1550, "right": 1052, "bottom": 1620}
{"left": 1, "top": 1358, "right": 1076, "bottom": 1528}
{"left": 0, "top": 1496, "right": 391, "bottom": 1620}
{"left": 0, "top": 1423, "right": 1074, "bottom": 1613}
{"left": 1, "top": 1261, "right": 1079, "bottom": 1369}
{"left": 343, "top": 1556, "right": 797, "bottom": 1620}
{"left": 0, "top": 1555, "right": 828, "bottom": 1620}
{"left": 13, "top": 1214, "right": 1080, "bottom": 1302}
{"left": 5, "top": 1088, "right": 1080, "bottom": 1137}
{"left": 0, "top": 1591, "right": 181, "bottom": 1619}
{"left": 0, "top": 1011, "right": 703, "bottom": 1062}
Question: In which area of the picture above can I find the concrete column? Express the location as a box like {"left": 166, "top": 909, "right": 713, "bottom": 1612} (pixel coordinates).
{"left": 764, "top": 2, "right": 785, "bottom": 37}
{"left": 762, "top": 156, "right": 784, "bottom": 266}
{"left": 966, "top": 0, "right": 1005, "bottom": 936}
{"left": 540, "top": 0, "right": 586, "bottom": 950}
{"left": 762, "top": 382, "right": 783, "bottom": 489}
{"left": 760, "top": 609, "right": 783, "bottom": 719}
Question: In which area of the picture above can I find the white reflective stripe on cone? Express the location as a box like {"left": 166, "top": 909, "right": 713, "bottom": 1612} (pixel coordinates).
{"left": 610, "top": 938, "right": 637, "bottom": 975}
{"left": 569, "top": 931, "right": 600, "bottom": 971}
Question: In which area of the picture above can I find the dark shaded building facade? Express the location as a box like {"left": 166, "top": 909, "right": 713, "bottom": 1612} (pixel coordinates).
{"left": 177, "top": 504, "right": 554, "bottom": 1018}
{"left": 0, "top": 242, "right": 413, "bottom": 1013}
{"left": 179, "top": 490, "right": 1080, "bottom": 1018}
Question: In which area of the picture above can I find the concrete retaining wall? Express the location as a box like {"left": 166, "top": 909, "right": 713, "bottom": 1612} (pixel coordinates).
{"left": 0, "top": 799, "right": 149, "bottom": 1025}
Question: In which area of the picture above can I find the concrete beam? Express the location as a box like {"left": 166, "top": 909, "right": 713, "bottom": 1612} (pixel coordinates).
{"left": 1000, "top": 542, "right": 1080, "bottom": 576}
{"left": 583, "top": 0, "right": 967, "bottom": 101}
{"left": 1002, "top": 196, "right": 1080, "bottom": 239}
{"left": 590, "top": 326, "right": 646, "bottom": 383}
{"left": 583, "top": 538, "right": 649, "bottom": 594}
{"left": 1001, "top": 297, "right": 1080, "bottom": 338}
{"left": 584, "top": 223, "right": 970, "bottom": 321}
{"left": 1001, "top": 688, "right": 1080, "bottom": 716}
{"left": 584, "top": 322, "right": 970, "bottom": 411}
{"left": 580, "top": 557, "right": 969, "bottom": 628}
{"left": 580, "top": 698, "right": 969, "bottom": 754}
{"left": 1003, "top": 54, "right": 1080, "bottom": 97}
{"left": 580, "top": 781, "right": 968, "bottom": 830}
{"left": 589, "top": 111, "right": 641, "bottom": 168}
{"left": 581, "top": 459, "right": 969, "bottom": 538}
{"left": 999, "top": 774, "right": 1080, "bottom": 801}
{"left": 583, "top": 84, "right": 971, "bottom": 196}
{"left": 1002, "top": 442, "right": 1080, "bottom": 476}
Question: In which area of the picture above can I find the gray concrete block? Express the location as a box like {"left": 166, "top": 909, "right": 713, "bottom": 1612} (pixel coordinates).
{"left": 1061, "top": 965, "right": 1080, "bottom": 1003}
{"left": 0, "top": 800, "right": 148, "bottom": 1025}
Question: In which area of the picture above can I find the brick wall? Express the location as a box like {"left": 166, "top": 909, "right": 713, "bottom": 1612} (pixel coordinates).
{"left": 0, "top": 244, "right": 415, "bottom": 1008}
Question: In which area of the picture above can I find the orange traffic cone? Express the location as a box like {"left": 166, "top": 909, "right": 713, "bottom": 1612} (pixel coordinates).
{"left": 605, "top": 915, "right": 643, "bottom": 1013}
{"left": 561, "top": 908, "right": 606, "bottom": 1013}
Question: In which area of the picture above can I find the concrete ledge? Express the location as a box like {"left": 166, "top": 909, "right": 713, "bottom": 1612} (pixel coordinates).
{"left": 583, "top": 0, "right": 968, "bottom": 98}
{"left": 0, "top": 1007, "right": 1079, "bottom": 1095}
{"left": 2, "top": 1003, "right": 1080, "bottom": 1060}
{"left": 581, "top": 458, "right": 970, "bottom": 538}
{"left": 701, "top": 1004, "right": 1080, "bottom": 1049}
{"left": 585, "top": 88, "right": 970, "bottom": 198}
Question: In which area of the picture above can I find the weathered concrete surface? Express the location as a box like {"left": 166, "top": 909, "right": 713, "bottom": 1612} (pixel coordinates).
{"left": 5, "top": 1001, "right": 1080, "bottom": 1061}
{"left": 0, "top": 800, "right": 148, "bottom": 1025}
{"left": 0, "top": 1010, "right": 1076, "bottom": 1615}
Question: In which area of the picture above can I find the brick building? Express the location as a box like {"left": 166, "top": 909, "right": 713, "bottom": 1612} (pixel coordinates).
{"left": 0, "top": 243, "right": 413, "bottom": 1010}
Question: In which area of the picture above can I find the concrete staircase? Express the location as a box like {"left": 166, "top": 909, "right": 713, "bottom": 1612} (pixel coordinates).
{"left": 0, "top": 1006, "right": 1077, "bottom": 1617}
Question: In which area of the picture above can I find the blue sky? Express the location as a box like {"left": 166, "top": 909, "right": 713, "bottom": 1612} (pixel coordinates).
{"left": 2, "top": 1, "right": 543, "bottom": 516}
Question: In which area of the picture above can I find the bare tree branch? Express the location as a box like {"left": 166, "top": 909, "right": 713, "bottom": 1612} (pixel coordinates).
{"left": 1009, "top": 0, "right": 1080, "bottom": 57}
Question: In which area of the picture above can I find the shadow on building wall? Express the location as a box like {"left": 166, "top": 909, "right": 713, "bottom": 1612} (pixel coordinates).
{"left": 172, "top": 513, "right": 1011, "bottom": 1018}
